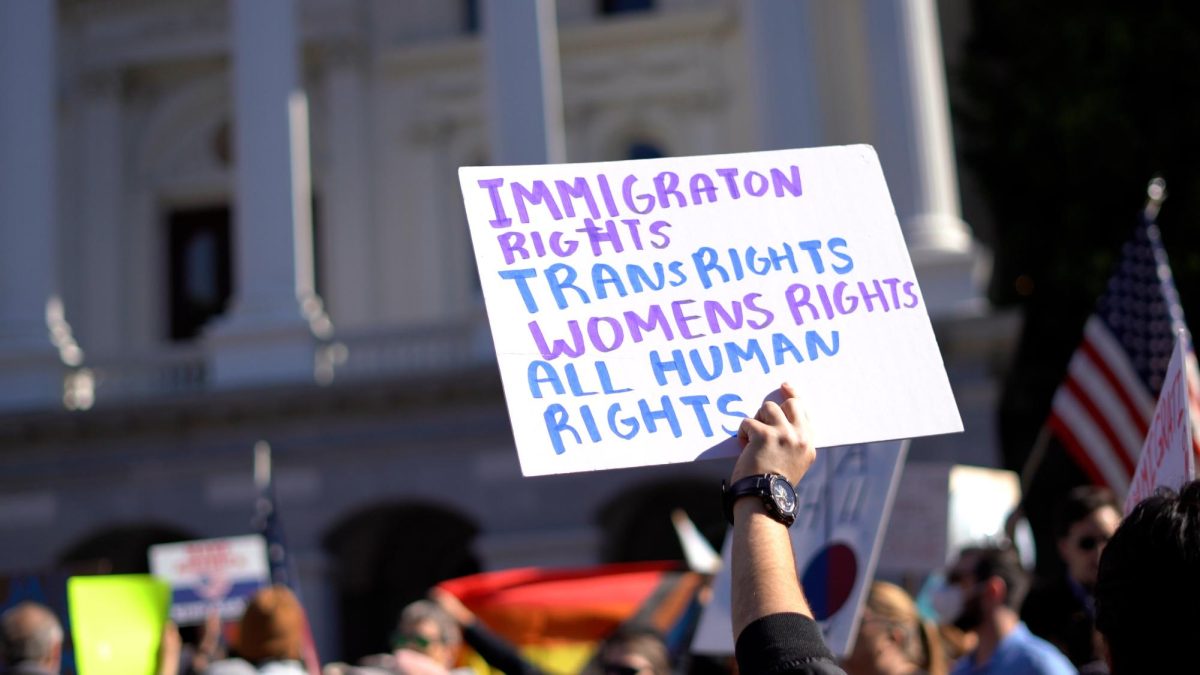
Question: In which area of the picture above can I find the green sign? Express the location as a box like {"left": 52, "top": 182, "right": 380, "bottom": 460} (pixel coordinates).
{"left": 68, "top": 575, "right": 170, "bottom": 675}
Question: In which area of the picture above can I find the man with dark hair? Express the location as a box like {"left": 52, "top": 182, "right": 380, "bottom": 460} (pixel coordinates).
{"left": 1021, "top": 485, "right": 1120, "bottom": 669}
{"left": 1095, "top": 480, "right": 1200, "bottom": 673}
{"left": 0, "top": 602, "right": 63, "bottom": 675}
{"left": 943, "top": 544, "right": 1073, "bottom": 674}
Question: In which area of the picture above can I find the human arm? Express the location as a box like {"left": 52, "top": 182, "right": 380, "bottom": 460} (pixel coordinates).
{"left": 157, "top": 620, "right": 182, "bottom": 675}
{"left": 429, "top": 588, "right": 546, "bottom": 675}
{"left": 730, "top": 383, "right": 844, "bottom": 675}
{"left": 729, "top": 383, "right": 816, "bottom": 636}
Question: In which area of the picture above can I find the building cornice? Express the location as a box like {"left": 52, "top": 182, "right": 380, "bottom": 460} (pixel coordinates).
{"left": 0, "top": 366, "right": 503, "bottom": 447}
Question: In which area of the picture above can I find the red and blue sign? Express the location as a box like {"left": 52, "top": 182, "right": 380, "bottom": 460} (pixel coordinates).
{"left": 149, "top": 535, "right": 269, "bottom": 625}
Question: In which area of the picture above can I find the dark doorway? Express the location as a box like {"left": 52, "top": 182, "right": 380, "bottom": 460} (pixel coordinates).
{"left": 57, "top": 523, "right": 197, "bottom": 574}
{"left": 600, "top": 0, "right": 655, "bottom": 16}
{"left": 627, "top": 141, "right": 666, "bottom": 160}
{"left": 167, "top": 205, "right": 233, "bottom": 341}
{"left": 323, "top": 503, "right": 480, "bottom": 662}
{"left": 597, "top": 479, "right": 725, "bottom": 564}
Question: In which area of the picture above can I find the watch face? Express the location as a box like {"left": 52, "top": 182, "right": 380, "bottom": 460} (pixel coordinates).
{"left": 770, "top": 476, "right": 797, "bottom": 514}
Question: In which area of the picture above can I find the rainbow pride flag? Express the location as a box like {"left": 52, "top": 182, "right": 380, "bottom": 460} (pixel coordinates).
{"left": 439, "top": 562, "right": 706, "bottom": 674}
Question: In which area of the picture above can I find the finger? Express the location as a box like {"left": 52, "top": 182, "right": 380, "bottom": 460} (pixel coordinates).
{"left": 781, "top": 381, "right": 799, "bottom": 400}
{"left": 739, "top": 416, "right": 769, "bottom": 446}
{"left": 781, "top": 396, "right": 807, "bottom": 427}
{"left": 757, "top": 400, "right": 788, "bottom": 427}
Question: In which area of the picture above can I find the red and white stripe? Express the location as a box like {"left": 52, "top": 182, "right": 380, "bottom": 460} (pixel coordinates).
{"left": 1051, "top": 317, "right": 1200, "bottom": 497}
{"left": 1050, "top": 317, "right": 1156, "bottom": 495}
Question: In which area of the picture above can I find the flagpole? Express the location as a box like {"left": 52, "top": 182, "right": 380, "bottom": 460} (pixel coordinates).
{"left": 253, "top": 439, "right": 323, "bottom": 675}
{"left": 1019, "top": 424, "right": 1053, "bottom": 496}
{"left": 1025, "top": 176, "right": 1168, "bottom": 497}
{"left": 1144, "top": 176, "right": 1166, "bottom": 221}
{"left": 254, "top": 440, "right": 271, "bottom": 491}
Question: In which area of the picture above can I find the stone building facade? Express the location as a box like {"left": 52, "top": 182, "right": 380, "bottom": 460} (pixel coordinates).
{"left": 0, "top": 0, "right": 1012, "bottom": 660}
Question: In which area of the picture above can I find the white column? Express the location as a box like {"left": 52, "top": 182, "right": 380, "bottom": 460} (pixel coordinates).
{"left": 320, "top": 45, "right": 374, "bottom": 331}
{"left": 481, "top": 0, "right": 566, "bottom": 165}
{"left": 0, "top": 1, "right": 76, "bottom": 409}
{"left": 79, "top": 72, "right": 125, "bottom": 356}
{"left": 741, "top": 0, "right": 824, "bottom": 150}
{"left": 864, "top": 0, "right": 979, "bottom": 314}
{"left": 212, "top": 0, "right": 332, "bottom": 387}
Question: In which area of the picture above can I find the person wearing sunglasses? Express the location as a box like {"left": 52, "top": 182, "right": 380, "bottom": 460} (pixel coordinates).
{"left": 937, "top": 544, "right": 1072, "bottom": 675}
{"left": 1021, "top": 486, "right": 1120, "bottom": 671}
{"left": 385, "top": 600, "right": 465, "bottom": 674}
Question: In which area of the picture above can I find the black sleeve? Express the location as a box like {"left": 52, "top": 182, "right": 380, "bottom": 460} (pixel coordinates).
{"left": 734, "top": 613, "right": 847, "bottom": 675}
{"left": 462, "top": 622, "right": 546, "bottom": 675}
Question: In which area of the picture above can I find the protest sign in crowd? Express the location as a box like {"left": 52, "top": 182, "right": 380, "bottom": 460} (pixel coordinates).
{"left": 5, "top": 147, "right": 1199, "bottom": 675}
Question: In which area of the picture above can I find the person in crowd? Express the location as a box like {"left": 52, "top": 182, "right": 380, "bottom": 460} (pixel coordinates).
{"left": 841, "top": 582, "right": 947, "bottom": 675}
{"left": 183, "top": 612, "right": 228, "bottom": 675}
{"left": 1094, "top": 481, "right": 1200, "bottom": 673}
{"left": 725, "top": 382, "right": 844, "bottom": 674}
{"left": 0, "top": 602, "right": 63, "bottom": 675}
{"left": 931, "top": 625, "right": 974, "bottom": 672}
{"left": 1021, "top": 485, "right": 1119, "bottom": 670}
{"left": 322, "top": 665, "right": 390, "bottom": 675}
{"left": 351, "top": 599, "right": 474, "bottom": 675}
{"left": 940, "top": 544, "right": 1073, "bottom": 674}
{"left": 433, "top": 584, "right": 673, "bottom": 675}
{"left": 586, "top": 625, "right": 671, "bottom": 675}
{"left": 388, "top": 599, "right": 471, "bottom": 674}
{"left": 206, "top": 586, "right": 307, "bottom": 675}
{"left": 428, "top": 588, "right": 543, "bottom": 675}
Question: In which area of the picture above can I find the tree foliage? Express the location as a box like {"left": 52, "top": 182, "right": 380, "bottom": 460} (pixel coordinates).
{"left": 955, "top": 1, "right": 1200, "bottom": 470}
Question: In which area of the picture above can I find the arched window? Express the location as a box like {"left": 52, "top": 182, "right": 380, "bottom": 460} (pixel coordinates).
{"left": 323, "top": 503, "right": 480, "bottom": 662}
{"left": 627, "top": 141, "right": 666, "bottom": 161}
{"left": 597, "top": 479, "right": 724, "bottom": 563}
{"left": 601, "top": 0, "right": 655, "bottom": 16}
{"left": 58, "top": 523, "right": 198, "bottom": 574}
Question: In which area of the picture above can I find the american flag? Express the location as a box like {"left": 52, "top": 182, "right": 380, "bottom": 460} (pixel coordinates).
{"left": 1047, "top": 206, "right": 1200, "bottom": 495}
{"left": 253, "top": 441, "right": 323, "bottom": 675}
{"left": 253, "top": 441, "right": 296, "bottom": 590}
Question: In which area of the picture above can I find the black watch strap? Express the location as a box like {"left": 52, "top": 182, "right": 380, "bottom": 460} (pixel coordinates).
{"left": 722, "top": 474, "right": 796, "bottom": 527}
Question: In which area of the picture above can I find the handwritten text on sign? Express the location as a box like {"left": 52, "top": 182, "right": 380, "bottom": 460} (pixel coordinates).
{"left": 459, "top": 146, "right": 962, "bottom": 476}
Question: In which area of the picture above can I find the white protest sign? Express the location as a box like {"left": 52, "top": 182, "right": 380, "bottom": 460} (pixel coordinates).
{"left": 878, "top": 464, "right": 1021, "bottom": 575}
{"left": 691, "top": 440, "right": 908, "bottom": 656}
{"left": 149, "top": 535, "right": 269, "bottom": 625}
{"left": 460, "top": 146, "right": 961, "bottom": 476}
{"left": 1125, "top": 332, "right": 1195, "bottom": 514}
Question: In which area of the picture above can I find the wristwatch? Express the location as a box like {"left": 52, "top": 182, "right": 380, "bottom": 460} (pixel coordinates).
{"left": 722, "top": 473, "right": 798, "bottom": 527}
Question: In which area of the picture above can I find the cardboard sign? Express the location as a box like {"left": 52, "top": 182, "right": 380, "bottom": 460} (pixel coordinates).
{"left": 877, "top": 464, "right": 1021, "bottom": 575}
{"left": 148, "top": 535, "right": 269, "bottom": 625}
{"left": 459, "top": 146, "right": 961, "bottom": 476}
{"left": 690, "top": 440, "right": 908, "bottom": 656}
{"left": 1125, "top": 333, "right": 1195, "bottom": 514}
{"left": 67, "top": 575, "right": 170, "bottom": 675}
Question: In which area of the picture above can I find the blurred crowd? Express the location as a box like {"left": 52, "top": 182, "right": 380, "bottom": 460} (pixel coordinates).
{"left": 1, "top": 476, "right": 1155, "bottom": 675}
